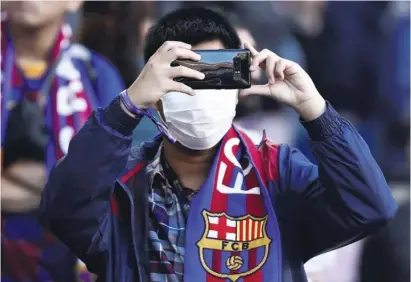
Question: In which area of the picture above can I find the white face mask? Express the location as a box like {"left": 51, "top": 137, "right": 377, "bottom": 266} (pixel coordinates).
{"left": 159, "top": 89, "right": 238, "bottom": 150}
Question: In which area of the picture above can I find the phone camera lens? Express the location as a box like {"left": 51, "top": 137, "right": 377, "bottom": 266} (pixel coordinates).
{"left": 234, "top": 58, "right": 241, "bottom": 68}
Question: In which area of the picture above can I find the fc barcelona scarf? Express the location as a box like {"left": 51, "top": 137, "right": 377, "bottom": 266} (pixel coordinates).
{"left": 1, "top": 19, "right": 96, "bottom": 169}
{"left": 184, "top": 127, "right": 282, "bottom": 282}
{"left": 1, "top": 20, "right": 97, "bottom": 282}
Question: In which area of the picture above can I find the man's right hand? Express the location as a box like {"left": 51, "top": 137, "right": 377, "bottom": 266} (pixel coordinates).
{"left": 127, "top": 41, "right": 205, "bottom": 109}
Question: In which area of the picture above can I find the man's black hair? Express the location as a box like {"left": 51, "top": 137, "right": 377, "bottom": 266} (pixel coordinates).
{"left": 144, "top": 7, "right": 241, "bottom": 63}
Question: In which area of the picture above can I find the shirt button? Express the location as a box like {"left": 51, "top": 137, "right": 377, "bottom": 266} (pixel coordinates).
{"left": 184, "top": 204, "right": 190, "bottom": 211}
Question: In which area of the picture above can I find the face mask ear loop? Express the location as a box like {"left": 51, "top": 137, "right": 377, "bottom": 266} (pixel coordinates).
{"left": 144, "top": 109, "right": 177, "bottom": 144}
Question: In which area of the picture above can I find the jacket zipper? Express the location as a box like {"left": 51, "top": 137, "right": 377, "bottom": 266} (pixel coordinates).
{"left": 117, "top": 180, "right": 145, "bottom": 282}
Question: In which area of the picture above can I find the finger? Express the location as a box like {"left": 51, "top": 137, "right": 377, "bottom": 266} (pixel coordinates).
{"left": 282, "top": 59, "right": 302, "bottom": 76}
{"left": 157, "top": 41, "right": 192, "bottom": 54}
{"left": 162, "top": 47, "right": 201, "bottom": 62}
{"left": 274, "top": 59, "right": 286, "bottom": 80}
{"left": 250, "top": 50, "right": 268, "bottom": 71}
{"left": 244, "top": 42, "right": 258, "bottom": 57}
{"left": 167, "top": 81, "right": 196, "bottom": 96}
{"left": 265, "top": 55, "right": 276, "bottom": 84}
{"left": 168, "top": 66, "right": 205, "bottom": 80}
{"left": 239, "top": 85, "right": 271, "bottom": 97}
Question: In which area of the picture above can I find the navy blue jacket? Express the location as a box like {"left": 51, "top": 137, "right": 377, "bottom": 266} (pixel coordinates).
{"left": 39, "top": 98, "right": 397, "bottom": 281}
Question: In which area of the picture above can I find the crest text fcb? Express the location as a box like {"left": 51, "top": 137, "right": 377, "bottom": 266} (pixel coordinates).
{"left": 197, "top": 210, "right": 271, "bottom": 282}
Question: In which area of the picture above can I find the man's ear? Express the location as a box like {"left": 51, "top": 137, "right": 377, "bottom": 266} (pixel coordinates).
{"left": 66, "top": 0, "right": 83, "bottom": 13}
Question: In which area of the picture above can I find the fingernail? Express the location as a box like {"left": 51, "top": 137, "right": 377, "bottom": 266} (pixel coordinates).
{"left": 200, "top": 74, "right": 205, "bottom": 79}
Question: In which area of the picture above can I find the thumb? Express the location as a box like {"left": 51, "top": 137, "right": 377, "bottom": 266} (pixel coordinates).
{"left": 239, "top": 84, "right": 271, "bottom": 97}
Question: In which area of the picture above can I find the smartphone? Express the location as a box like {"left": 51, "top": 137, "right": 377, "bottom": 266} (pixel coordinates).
{"left": 171, "top": 49, "right": 251, "bottom": 89}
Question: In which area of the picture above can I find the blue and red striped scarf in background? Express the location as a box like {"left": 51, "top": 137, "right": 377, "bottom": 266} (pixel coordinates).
{"left": 1, "top": 19, "right": 96, "bottom": 169}
{"left": 1, "top": 18, "right": 97, "bottom": 282}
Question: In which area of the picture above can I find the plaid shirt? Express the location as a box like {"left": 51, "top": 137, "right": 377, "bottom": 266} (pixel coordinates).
{"left": 146, "top": 144, "right": 196, "bottom": 282}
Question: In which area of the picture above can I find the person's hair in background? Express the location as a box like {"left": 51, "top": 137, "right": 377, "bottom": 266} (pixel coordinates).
{"left": 80, "top": 1, "right": 157, "bottom": 87}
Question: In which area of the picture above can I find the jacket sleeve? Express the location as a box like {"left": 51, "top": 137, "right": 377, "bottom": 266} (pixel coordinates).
{"left": 39, "top": 97, "right": 141, "bottom": 271}
{"left": 277, "top": 103, "right": 397, "bottom": 262}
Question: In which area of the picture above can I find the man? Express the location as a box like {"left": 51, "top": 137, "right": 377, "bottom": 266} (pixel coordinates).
{"left": 1, "top": 1, "right": 124, "bottom": 281}
{"left": 40, "top": 7, "right": 397, "bottom": 282}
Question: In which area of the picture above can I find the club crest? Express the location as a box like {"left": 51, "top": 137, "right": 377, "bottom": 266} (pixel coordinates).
{"left": 197, "top": 210, "right": 271, "bottom": 281}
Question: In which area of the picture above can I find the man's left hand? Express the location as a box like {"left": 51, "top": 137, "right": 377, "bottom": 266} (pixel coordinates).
{"left": 240, "top": 42, "right": 326, "bottom": 121}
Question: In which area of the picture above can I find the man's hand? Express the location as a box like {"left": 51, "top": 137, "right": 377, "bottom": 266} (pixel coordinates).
{"left": 4, "top": 160, "right": 47, "bottom": 188}
{"left": 127, "top": 41, "right": 205, "bottom": 109}
{"left": 240, "top": 42, "right": 326, "bottom": 121}
{"left": 1, "top": 160, "right": 46, "bottom": 212}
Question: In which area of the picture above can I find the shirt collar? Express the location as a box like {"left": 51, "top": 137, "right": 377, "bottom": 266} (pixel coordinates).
{"left": 145, "top": 142, "right": 166, "bottom": 188}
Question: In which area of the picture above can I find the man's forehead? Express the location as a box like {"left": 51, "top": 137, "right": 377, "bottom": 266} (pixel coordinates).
{"left": 192, "top": 40, "right": 226, "bottom": 50}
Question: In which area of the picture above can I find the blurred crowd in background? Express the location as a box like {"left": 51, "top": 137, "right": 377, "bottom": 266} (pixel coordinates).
{"left": 1, "top": 1, "right": 410, "bottom": 282}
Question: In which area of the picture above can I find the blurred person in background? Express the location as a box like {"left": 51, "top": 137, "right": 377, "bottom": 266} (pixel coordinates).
{"left": 378, "top": 1, "right": 410, "bottom": 181}
{"left": 288, "top": 1, "right": 410, "bottom": 181}
{"left": 39, "top": 7, "right": 397, "bottom": 282}
{"left": 279, "top": 3, "right": 409, "bottom": 281}
{"left": 359, "top": 131, "right": 410, "bottom": 282}
{"left": 80, "top": 1, "right": 160, "bottom": 147}
{"left": 1, "top": 1, "right": 124, "bottom": 281}
{"left": 286, "top": 2, "right": 402, "bottom": 168}
{"left": 360, "top": 202, "right": 410, "bottom": 282}
{"left": 80, "top": 1, "right": 156, "bottom": 87}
